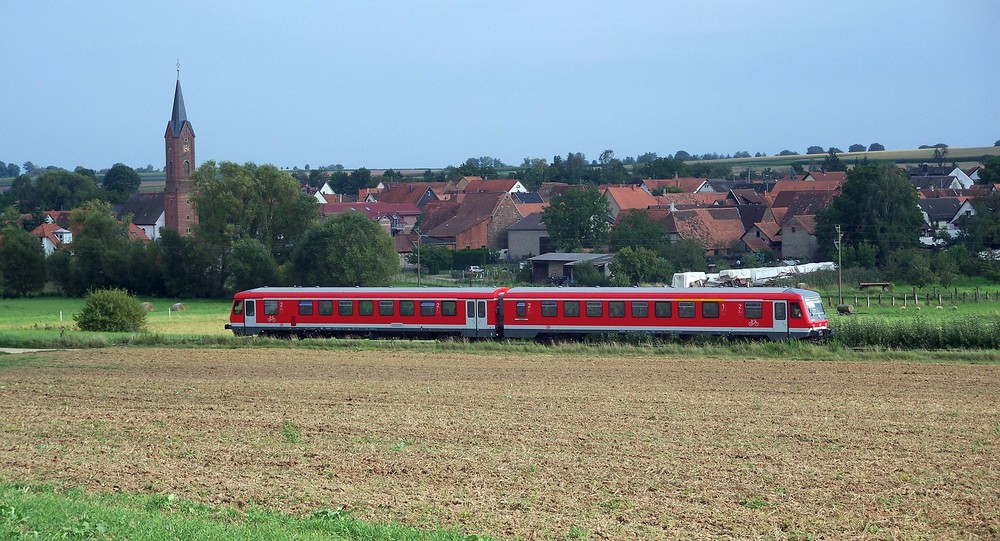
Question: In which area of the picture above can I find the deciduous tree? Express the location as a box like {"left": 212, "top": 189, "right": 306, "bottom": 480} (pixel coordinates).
{"left": 102, "top": 163, "right": 142, "bottom": 203}
{"left": 290, "top": 212, "right": 399, "bottom": 286}
{"left": 542, "top": 188, "right": 609, "bottom": 251}
{"left": 0, "top": 225, "right": 46, "bottom": 296}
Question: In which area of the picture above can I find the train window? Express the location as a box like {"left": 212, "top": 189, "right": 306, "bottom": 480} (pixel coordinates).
{"left": 654, "top": 301, "right": 672, "bottom": 318}
{"left": 541, "top": 301, "right": 557, "bottom": 317}
{"left": 609, "top": 301, "right": 625, "bottom": 318}
{"left": 442, "top": 301, "right": 457, "bottom": 316}
{"left": 632, "top": 301, "right": 648, "bottom": 318}
{"left": 318, "top": 300, "right": 333, "bottom": 316}
{"left": 264, "top": 300, "right": 279, "bottom": 316}
{"left": 338, "top": 300, "right": 353, "bottom": 316}
{"left": 790, "top": 302, "right": 803, "bottom": 318}
{"left": 232, "top": 300, "right": 243, "bottom": 315}
{"left": 702, "top": 301, "right": 719, "bottom": 318}
{"left": 298, "top": 301, "right": 313, "bottom": 316}
{"left": 359, "top": 300, "right": 374, "bottom": 316}
{"left": 744, "top": 301, "right": 763, "bottom": 319}
{"left": 516, "top": 301, "right": 527, "bottom": 318}
{"left": 378, "top": 300, "right": 393, "bottom": 316}
{"left": 564, "top": 301, "right": 580, "bottom": 317}
{"left": 678, "top": 302, "right": 696, "bottom": 318}
{"left": 467, "top": 301, "right": 475, "bottom": 318}
{"left": 420, "top": 301, "right": 436, "bottom": 316}
{"left": 478, "top": 301, "right": 486, "bottom": 318}
{"left": 586, "top": 301, "right": 603, "bottom": 318}
{"left": 774, "top": 302, "right": 786, "bottom": 320}
{"left": 399, "top": 300, "right": 415, "bottom": 316}
{"left": 245, "top": 300, "right": 255, "bottom": 317}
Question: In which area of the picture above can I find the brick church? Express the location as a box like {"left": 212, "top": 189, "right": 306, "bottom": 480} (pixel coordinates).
{"left": 163, "top": 72, "right": 197, "bottom": 236}
{"left": 113, "top": 71, "right": 198, "bottom": 239}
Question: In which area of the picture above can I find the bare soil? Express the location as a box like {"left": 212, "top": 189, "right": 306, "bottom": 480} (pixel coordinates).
{"left": 1, "top": 348, "right": 998, "bottom": 540}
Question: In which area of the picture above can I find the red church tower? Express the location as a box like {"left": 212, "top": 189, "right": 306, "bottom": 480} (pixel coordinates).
{"left": 164, "top": 67, "right": 197, "bottom": 236}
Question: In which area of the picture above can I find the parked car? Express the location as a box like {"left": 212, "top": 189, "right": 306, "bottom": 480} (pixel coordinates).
{"left": 466, "top": 265, "right": 484, "bottom": 274}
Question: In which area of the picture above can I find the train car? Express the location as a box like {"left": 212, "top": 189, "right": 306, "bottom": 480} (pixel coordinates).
{"left": 498, "top": 287, "right": 829, "bottom": 341}
{"left": 226, "top": 287, "right": 506, "bottom": 339}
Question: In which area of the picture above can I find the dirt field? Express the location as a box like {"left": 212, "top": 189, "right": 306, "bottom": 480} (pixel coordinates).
{"left": 1, "top": 348, "right": 998, "bottom": 540}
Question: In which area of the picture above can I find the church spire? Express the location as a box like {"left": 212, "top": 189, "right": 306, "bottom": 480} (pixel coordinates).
{"left": 170, "top": 64, "right": 188, "bottom": 138}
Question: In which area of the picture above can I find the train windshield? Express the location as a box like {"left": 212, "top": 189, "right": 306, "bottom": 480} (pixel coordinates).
{"left": 804, "top": 296, "right": 826, "bottom": 321}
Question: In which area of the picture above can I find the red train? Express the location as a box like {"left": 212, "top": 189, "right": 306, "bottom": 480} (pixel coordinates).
{"left": 226, "top": 286, "right": 831, "bottom": 341}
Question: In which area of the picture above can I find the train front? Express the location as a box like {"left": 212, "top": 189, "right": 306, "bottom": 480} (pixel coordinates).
{"left": 802, "top": 292, "right": 832, "bottom": 339}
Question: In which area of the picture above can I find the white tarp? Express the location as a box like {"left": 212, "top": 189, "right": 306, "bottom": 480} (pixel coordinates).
{"left": 672, "top": 262, "right": 836, "bottom": 287}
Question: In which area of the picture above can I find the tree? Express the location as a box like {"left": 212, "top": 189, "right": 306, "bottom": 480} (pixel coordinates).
{"left": 828, "top": 147, "right": 843, "bottom": 154}
{"left": 192, "top": 161, "right": 318, "bottom": 265}
{"left": 995, "top": 140, "right": 1000, "bottom": 147}
{"left": 640, "top": 157, "right": 689, "bottom": 179}
{"left": 673, "top": 150, "right": 691, "bottom": 161}
{"left": 868, "top": 143, "right": 886, "bottom": 152}
{"left": 778, "top": 150, "right": 798, "bottom": 156}
{"left": 821, "top": 149, "right": 847, "bottom": 172}
{"left": 227, "top": 237, "right": 279, "bottom": 293}
{"left": 518, "top": 158, "right": 549, "bottom": 191}
{"left": 0, "top": 225, "right": 46, "bottom": 296}
{"left": 933, "top": 146, "right": 949, "bottom": 166}
{"left": 102, "top": 163, "right": 142, "bottom": 203}
{"left": 290, "top": 212, "right": 398, "bottom": 286}
{"left": 806, "top": 146, "right": 824, "bottom": 155}
{"left": 609, "top": 210, "right": 667, "bottom": 252}
{"left": 977, "top": 156, "right": 1000, "bottom": 185}
{"left": 10, "top": 169, "right": 102, "bottom": 211}
{"left": 542, "top": 188, "right": 609, "bottom": 252}
{"left": 816, "top": 162, "right": 922, "bottom": 266}
{"left": 53, "top": 200, "right": 134, "bottom": 296}
{"left": 660, "top": 239, "right": 707, "bottom": 272}
{"left": 848, "top": 144, "right": 866, "bottom": 153}
{"left": 611, "top": 246, "right": 670, "bottom": 285}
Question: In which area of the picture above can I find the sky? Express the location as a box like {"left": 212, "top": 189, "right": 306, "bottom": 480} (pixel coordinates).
{"left": 4, "top": 0, "right": 1000, "bottom": 172}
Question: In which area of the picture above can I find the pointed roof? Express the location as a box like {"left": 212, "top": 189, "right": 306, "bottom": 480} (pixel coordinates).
{"left": 169, "top": 79, "right": 193, "bottom": 138}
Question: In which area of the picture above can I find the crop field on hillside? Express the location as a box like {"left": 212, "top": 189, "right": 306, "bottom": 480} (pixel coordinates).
{"left": 1, "top": 347, "right": 997, "bottom": 539}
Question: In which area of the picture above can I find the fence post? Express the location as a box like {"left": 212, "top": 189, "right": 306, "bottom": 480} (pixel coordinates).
{"left": 867, "top": 294, "right": 871, "bottom": 308}
{"left": 891, "top": 295, "right": 895, "bottom": 307}
{"left": 976, "top": 287, "right": 980, "bottom": 302}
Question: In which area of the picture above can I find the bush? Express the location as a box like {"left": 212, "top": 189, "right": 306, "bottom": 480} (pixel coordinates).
{"left": 74, "top": 288, "right": 148, "bottom": 332}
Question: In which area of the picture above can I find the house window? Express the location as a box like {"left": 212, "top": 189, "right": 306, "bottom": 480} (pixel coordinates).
{"left": 541, "top": 301, "right": 557, "bottom": 317}
{"left": 564, "top": 301, "right": 580, "bottom": 317}
{"left": 702, "top": 302, "right": 719, "bottom": 318}
{"left": 183, "top": 160, "right": 190, "bottom": 176}
{"left": 264, "top": 300, "right": 279, "bottom": 316}
{"left": 632, "top": 301, "right": 649, "bottom": 318}
{"left": 298, "top": 301, "right": 313, "bottom": 316}
{"left": 609, "top": 301, "right": 625, "bottom": 318}
{"left": 318, "top": 300, "right": 333, "bottom": 316}
{"left": 359, "top": 300, "right": 374, "bottom": 316}
{"left": 338, "top": 300, "right": 353, "bottom": 316}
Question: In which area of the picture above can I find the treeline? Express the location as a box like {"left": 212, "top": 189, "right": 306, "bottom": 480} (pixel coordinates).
{"left": 0, "top": 162, "right": 401, "bottom": 299}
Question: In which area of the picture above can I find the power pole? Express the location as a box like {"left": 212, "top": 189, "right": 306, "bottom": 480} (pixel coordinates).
{"left": 835, "top": 225, "right": 843, "bottom": 305}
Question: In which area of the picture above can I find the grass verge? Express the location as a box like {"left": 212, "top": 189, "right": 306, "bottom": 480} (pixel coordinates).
{"left": 0, "top": 481, "right": 490, "bottom": 541}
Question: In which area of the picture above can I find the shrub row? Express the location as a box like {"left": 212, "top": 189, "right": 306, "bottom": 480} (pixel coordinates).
{"left": 831, "top": 316, "right": 1000, "bottom": 349}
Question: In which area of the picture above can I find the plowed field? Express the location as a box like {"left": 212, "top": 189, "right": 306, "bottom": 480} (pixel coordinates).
{"left": 1, "top": 348, "right": 998, "bottom": 539}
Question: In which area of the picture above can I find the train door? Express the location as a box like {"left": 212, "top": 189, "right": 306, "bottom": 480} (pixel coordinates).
{"left": 465, "top": 299, "right": 489, "bottom": 338}
{"left": 244, "top": 299, "right": 257, "bottom": 332}
{"left": 772, "top": 300, "right": 788, "bottom": 337}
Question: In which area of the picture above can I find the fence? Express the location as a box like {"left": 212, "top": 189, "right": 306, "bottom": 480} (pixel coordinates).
{"left": 826, "top": 287, "right": 1000, "bottom": 308}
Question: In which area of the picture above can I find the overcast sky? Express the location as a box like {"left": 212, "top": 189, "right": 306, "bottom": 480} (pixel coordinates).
{"left": 4, "top": 1, "right": 999, "bottom": 171}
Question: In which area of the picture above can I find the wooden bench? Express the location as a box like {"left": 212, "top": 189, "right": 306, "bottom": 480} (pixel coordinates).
{"left": 859, "top": 282, "right": 892, "bottom": 292}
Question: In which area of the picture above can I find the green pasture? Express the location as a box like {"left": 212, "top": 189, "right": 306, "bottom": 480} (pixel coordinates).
{"left": 700, "top": 145, "right": 1000, "bottom": 169}
{"left": 0, "top": 482, "right": 482, "bottom": 541}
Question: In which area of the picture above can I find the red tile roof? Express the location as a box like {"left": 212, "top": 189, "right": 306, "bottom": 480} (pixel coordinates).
{"left": 665, "top": 207, "right": 745, "bottom": 251}
{"left": 604, "top": 185, "right": 658, "bottom": 213}
{"left": 641, "top": 177, "right": 708, "bottom": 193}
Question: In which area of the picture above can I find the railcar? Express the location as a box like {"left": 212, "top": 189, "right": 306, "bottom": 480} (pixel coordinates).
{"left": 227, "top": 286, "right": 830, "bottom": 341}
{"left": 498, "top": 287, "right": 829, "bottom": 341}
{"left": 225, "top": 287, "right": 506, "bottom": 339}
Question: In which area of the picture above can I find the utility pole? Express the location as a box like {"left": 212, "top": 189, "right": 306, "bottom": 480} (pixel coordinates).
{"left": 835, "top": 225, "right": 843, "bottom": 305}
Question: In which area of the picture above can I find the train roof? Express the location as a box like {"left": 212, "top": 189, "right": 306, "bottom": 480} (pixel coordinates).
{"left": 235, "top": 286, "right": 504, "bottom": 296}
{"left": 503, "top": 286, "right": 821, "bottom": 297}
